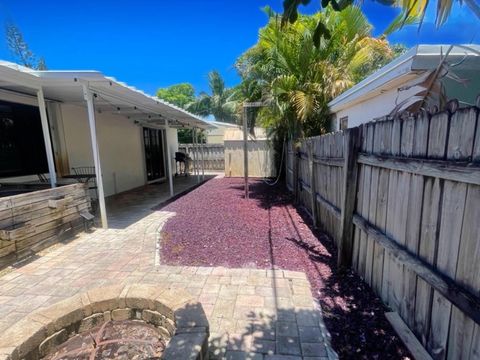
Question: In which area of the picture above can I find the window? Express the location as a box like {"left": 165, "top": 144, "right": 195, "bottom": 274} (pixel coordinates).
{"left": 0, "top": 100, "right": 49, "bottom": 177}
{"left": 339, "top": 116, "right": 348, "bottom": 130}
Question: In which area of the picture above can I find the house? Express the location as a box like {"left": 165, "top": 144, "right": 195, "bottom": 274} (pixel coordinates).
{"left": 329, "top": 44, "right": 480, "bottom": 130}
{"left": 0, "top": 61, "right": 209, "bottom": 228}
{"left": 205, "top": 120, "right": 238, "bottom": 144}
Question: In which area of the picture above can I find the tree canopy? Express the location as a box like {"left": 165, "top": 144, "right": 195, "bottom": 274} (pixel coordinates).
{"left": 5, "top": 22, "right": 47, "bottom": 70}
{"left": 186, "top": 71, "right": 238, "bottom": 124}
{"left": 282, "top": 0, "right": 480, "bottom": 47}
{"left": 235, "top": 7, "right": 401, "bottom": 140}
{"left": 156, "top": 83, "right": 195, "bottom": 108}
{"left": 155, "top": 83, "right": 206, "bottom": 144}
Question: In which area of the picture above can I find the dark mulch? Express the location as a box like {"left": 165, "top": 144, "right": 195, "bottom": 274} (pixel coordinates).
{"left": 160, "top": 177, "right": 411, "bottom": 359}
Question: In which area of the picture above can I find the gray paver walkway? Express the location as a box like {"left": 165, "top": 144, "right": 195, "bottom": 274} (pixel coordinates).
{"left": 104, "top": 173, "right": 217, "bottom": 228}
{"left": 0, "top": 176, "right": 334, "bottom": 360}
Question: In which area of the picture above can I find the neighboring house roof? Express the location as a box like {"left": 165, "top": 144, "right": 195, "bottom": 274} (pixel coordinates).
{"left": 328, "top": 44, "right": 480, "bottom": 113}
{"left": 205, "top": 120, "right": 240, "bottom": 132}
{"left": 208, "top": 120, "right": 239, "bottom": 128}
{"left": 0, "top": 60, "right": 210, "bottom": 129}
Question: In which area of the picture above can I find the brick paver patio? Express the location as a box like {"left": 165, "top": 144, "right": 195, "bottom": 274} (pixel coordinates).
{"left": 0, "top": 177, "right": 335, "bottom": 359}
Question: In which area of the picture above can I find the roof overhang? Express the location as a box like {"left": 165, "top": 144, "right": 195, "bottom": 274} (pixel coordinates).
{"left": 0, "top": 61, "right": 210, "bottom": 129}
{"left": 328, "top": 44, "right": 480, "bottom": 113}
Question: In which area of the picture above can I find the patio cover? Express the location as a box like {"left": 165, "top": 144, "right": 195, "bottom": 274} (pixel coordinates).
{"left": 0, "top": 61, "right": 210, "bottom": 228}
{"left": 0, "top": 61, "right": 210, "bottom": 129}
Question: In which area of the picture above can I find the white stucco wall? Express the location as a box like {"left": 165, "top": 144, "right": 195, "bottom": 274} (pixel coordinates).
{"left": 205, "top": 123, "right": 240, "bottom": 144}
{"left": 206, "top": 134, "right": 225, "bottom": 144}
{"left": 206, "top": 127, "right": 226, "bottom": 144}
{"left": 60, "top": 104, "right": 148, "bottom": 197}
{"left": 332, "top": 69, "right": 480, "bottom": 131}
{"left": 61, "top": 106, "right": 180, "bottom": 197}
{"left": 0, "top": 92, "right": 179, "bottom": 196}
{"left": 332, "top": 85, "right": 420, "bottom": 130}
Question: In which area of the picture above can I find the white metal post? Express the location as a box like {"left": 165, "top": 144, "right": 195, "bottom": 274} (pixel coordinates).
{"left": 200, "top": 130, "right": 205, "bottom": 181}
{"left": 37, "top": 88, "right": 57, "bottom": 188}
{"left": 196, "top": 128, "right": 200, "bottom": 183}
{"left": 191, "top": 128, "right": 195, "bottom": 180}
{"left": 193, "top": 127, "right": 199, "bottom": 183}
{"left": 243, "top": 105, "right": 249, "bottom": 199}
{"left": 165, "top": 119, "right": 174, "bottom": 197}
{"left": 82, "top": 84, "right": 108, "bottom": 229}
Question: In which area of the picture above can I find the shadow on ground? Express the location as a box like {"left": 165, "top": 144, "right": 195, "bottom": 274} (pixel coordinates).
{"left": 209, "top": 308, "right": 331, "bottom": 359}
{"left": 277, "top": 186, "right": 410, "bottom": 359}
{"left": 165, "top": 178, "right": 411, "bottom": 359}
{"left": 229, "top": 180, "right": 411, "bottom": 358}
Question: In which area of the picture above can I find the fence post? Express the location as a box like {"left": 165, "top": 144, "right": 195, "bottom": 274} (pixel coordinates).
{"left": 307, "top": 140, "right": 318, "bottom": 228}
{"left": 284, "top": 141, "right": 288, "bottom": 188}
{"left": 337, "top": 127, "right": 361, "bottom": 268}
{"left": 293, "top": 143, "right": 300, "bottom": 203}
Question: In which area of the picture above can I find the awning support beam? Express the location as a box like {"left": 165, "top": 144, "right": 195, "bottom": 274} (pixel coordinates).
{"left": 82, "top": 84, "right": 108, "bottom": 229}
{"left": 200, "top": 130, "right": 205, "bottom": 181}
{"left": 37, "top": 87, "right": 57, "bottom": 188}
{"left": 193, "top": 127, "right": 199, "bottom": 183}
{"left": 192, "top": 127, "right": 196, "bottom": 182}
{"left": 165, "top": 119, "right": 174, "bottom": 197}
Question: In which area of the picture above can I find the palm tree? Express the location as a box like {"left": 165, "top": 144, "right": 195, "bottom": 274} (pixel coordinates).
{"left": 382, "top": 0, "right": 480, "bottom": 29}
{"left": 236, "top": 6, "right": 394, "bottom": 139}
{"left": 187, "top": 71, "right": 238, "bottom": 123}
{"left": 282, "top": 0, "right": 480, "bottom": 45}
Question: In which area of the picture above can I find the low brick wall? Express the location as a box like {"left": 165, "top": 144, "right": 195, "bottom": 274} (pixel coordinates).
{"left": 0, "top": 183, "right": 90, "bottom": 269}
{"left": 0, "top": 284, "right": 209, "bottom": 360}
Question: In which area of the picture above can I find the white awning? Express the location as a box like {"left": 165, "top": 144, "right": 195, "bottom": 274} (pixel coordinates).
{"left": 0, "top": 61, "right": 210, "bottom": 129}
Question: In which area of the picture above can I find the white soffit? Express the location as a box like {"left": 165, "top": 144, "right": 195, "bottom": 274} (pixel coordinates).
{"left": 328, "top": 44, "right": 480, "bottom": 112}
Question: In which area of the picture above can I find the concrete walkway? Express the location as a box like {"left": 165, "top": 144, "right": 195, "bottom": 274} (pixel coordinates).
{"left": 0, "top": 178, "right": 335, "bottom": 359}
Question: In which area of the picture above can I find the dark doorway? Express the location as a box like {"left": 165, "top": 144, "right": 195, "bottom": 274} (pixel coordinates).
{"left": 0, "top": 100, "right": 49, "bottom": 177}
{"left": 143, "top": 127, "right": 165, "bottom": 182}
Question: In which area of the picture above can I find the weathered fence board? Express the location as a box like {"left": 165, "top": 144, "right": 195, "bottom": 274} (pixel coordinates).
{"left": 224, "top": 140, "right": 276, "bottom": 178}
{"left": 286, "top": 106, "right": 480, "bottom": 360}
{"left": 338, "top": 128, "right": 361, "bottom": 268}
{"left": 179, "top": 144, "right": 225, "bottom": 171}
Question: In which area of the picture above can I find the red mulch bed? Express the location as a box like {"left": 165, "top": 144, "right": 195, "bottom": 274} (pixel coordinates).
{"left": 160, "top": 177, "right": 411, "bottom": 359}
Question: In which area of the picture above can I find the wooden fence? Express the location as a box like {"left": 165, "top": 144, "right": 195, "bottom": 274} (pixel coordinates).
{"left": 224, "top": 139, "right": 276, "bottom": 178}
{"left": 286, "top": 106, "right": 480, "bottom": 360}
{"left": 0, "top": 183, "right": 91, "bottom": 269}
{"left": 179, "top": 144, "right": 225, "bottom": 171}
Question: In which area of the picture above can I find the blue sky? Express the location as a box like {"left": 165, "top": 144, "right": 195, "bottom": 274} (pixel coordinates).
{"left": 0, "top": 1, "right": 478, "bottom": 95}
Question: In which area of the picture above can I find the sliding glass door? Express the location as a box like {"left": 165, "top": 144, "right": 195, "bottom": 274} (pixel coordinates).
{"left": 143, "top": 127, "right": 166, "bottom": 182}
{"left": 0, "top": 100, "right": 50, "bottom": 178}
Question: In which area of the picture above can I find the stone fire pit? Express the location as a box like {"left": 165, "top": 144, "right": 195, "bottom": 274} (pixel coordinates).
{"left": 0, "top": 284, "right": 209, "bottom": 360}
{"left": 44, "top": 320, "right": 167, "bottom": 359}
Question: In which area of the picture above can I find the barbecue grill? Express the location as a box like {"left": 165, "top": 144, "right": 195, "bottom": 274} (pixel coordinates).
{"left": 175, "top": 152, "right": 189, "bottom": 177}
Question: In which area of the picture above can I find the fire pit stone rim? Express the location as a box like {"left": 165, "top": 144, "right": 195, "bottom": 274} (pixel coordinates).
{"left": 0, "top": 284, "right": 209, "bottom": 360}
